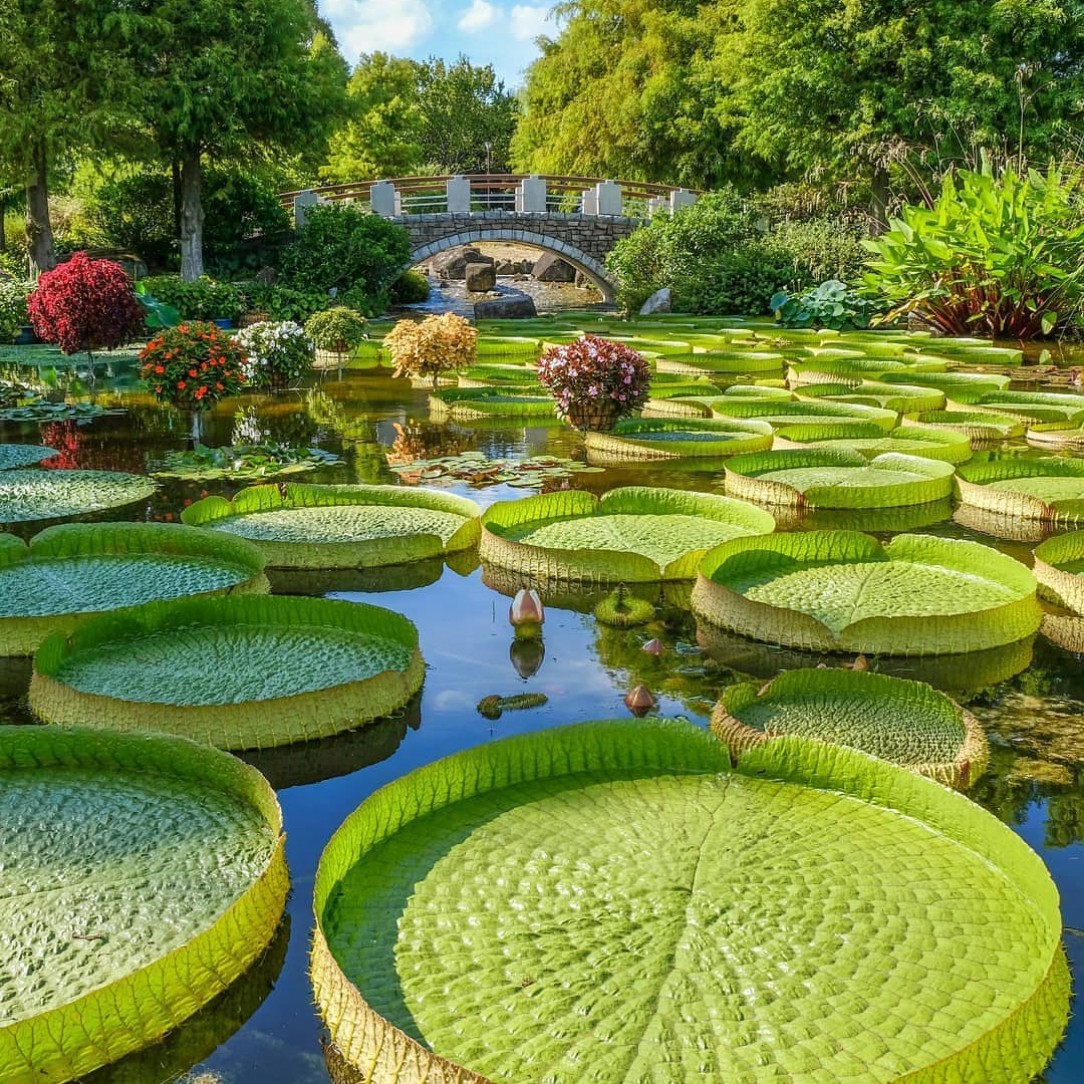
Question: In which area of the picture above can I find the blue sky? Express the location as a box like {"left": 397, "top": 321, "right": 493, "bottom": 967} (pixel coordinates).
{"left": 318, "top": 0, "right": 558, "bottom": 87}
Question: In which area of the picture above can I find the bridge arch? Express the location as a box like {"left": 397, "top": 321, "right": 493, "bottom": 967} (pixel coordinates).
{"left": 408, "top": 228, "right": 616, "bottom": 303}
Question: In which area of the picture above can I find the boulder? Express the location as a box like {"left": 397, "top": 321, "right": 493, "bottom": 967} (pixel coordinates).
{"left": 431, "top": 246, "right": 493, "bottom": 280}
{"left": 532, "top": 252, "right": 576, "bottom": 283}
{"left": 494, "top": 259, "right": 516, "bottom": 275}
{"left": 474, "top": 295, "right": 539, "bottom": 320}
{"left": 639, "top": 287, "right": 672, "bottom": 315}
{"left": 465, "top": 262, "right": 497, "bottom": 292}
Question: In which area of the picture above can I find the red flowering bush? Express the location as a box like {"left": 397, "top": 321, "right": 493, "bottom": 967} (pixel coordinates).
{"left": 140, "top": 322, "right": 248, "bottom": 411}
{"left": 536, "top": 335, "right": 652, "bottom": 431}
{"left": 28, "top": 252, "right": 144, "bottom": 357}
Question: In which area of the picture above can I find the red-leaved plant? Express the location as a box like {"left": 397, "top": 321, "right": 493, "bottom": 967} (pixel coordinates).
{"left": 140, "top": 322, "right": 248, "bottom": 411}
{"left": 28, "top": 252, "right": 144, "bottom": 361}
{"left": 536, "top": 335, "right": 652, "bottom": 431}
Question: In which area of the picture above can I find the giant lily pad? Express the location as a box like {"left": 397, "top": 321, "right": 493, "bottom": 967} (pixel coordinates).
{"left": 691, "top": 530, "right": 1041, "bottom": 654}
{"left": 181, "top": 482, "right": 481, "bottom": 569}
{"left": 479, "top": 486, "right": 775, "bottom": 583}
{"left": 428, "top": 387, "right": 558, "bottom": 421}
{"left": 0, "top": 468, "right": 155, "bottom": 524}
{"left": 0, "top": 443, "right": 56, "bottom": 470}
{"left": 708, "top": 394, "right": 899, "bottom": 432}
{"left": 584, "top": 417, "right": 773, "bottom": 462}
{"left": 0, "top": 523, "right": 268, "bottom": 656}
{"left": 774, "top": 422, "right": 972, "bottom": 463}
{"left": 956, "top": 457, "right": 1084, "bottom": 523}
{"left": 312, "top": 719, "right": 1068, "bottom": 1084}
{"left": 916, "top": 410, "right": 1025, "bottom": 441}
{"left": 0, "top": 725, "right": 287, "bottom": 1083}
{"left": 798, "top": 380, "right": 946, "bottom": 414}
{"left": 1033, "top": 531, "right": 1084, "bottom": 614}
{"left": 724, "top": 448, "right": 955, "bottom": 508}
{"left": 30, "top": 596, "right": 424, "bottom": 750}
{"left": 653, "top": 349, "right": 784, "bottom": 376}
{"left": 711, "top": 669, "right": 988, "bottom": 788}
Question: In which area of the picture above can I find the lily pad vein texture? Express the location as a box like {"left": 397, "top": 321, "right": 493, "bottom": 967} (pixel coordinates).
{"left": 479, "top": 486, "right": 776, "bottom": 583}
{"left": 724, "top": 449, "right": 955, "bottom": 509}
{"left": 181, "top": 482, "right": 481, "bottom": 569}
{"left": 690, "top": 530, "right": 1042, "bottom": 655}
{"left": 311, "top": 719, "right": 1069, "bottom": 1084}
{"left": 29, "top": 595, "right": 424, "bottom": 750}
{"left": 0, "top": 443, "right": 57, "bottom": 471}
{"left": 711, "top": 668, "right": 988, "bottom": 789}
{"left": 428, "top": 387, "right": 557, "bottom": 421}
{"left": 708, "top": 394, "right": 900, "bottom": 432}
{"left": 0, "top": 523, "right": 269, "bottom": 656}
{"left": 1032, "top": 531, "right": 1084, "bottom": 615}
{"left": 956, "top": 457, "right": 1084, "bottom": 523}
{"left": 773, "top": 423, "right": 972, "bottom": 465}
{"left": 0, "top": 725, "right": 288, "bottom": 1083}
{"left": 583, "top": 417, "right": 773, "bottom": 462}
{"left": 0, "top": 468, "right": 156, "bottom": 524}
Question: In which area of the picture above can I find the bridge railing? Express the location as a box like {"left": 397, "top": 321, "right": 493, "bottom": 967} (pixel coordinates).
{"left": 281, "top": 174, "right": 697, "bottom": 226}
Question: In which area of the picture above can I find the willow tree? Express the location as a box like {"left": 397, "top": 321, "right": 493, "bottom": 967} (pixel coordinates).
{"left": 130, "top": 0, "right": 347, "bottom": 280}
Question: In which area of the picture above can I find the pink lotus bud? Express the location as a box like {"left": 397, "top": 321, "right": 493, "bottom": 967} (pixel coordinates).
{"left": 624, "top": 685, "right": 657, "bottom": 717}
{"left": 509, "top": 588, "right": 544, "bottom": 639}
{"left": 642, "top": 638, "right": 664, "bottom": 656}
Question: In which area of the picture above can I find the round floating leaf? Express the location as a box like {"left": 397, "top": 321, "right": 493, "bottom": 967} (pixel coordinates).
{"left": 584, "top": 417, "right": 773, "bottom": 462}
{"left": 480, "top": 486, "right": 775, "bottom": 583}
{"left": 708, "top": 394, "right": 900, "bottom": 432}
{"left": 917, "top": 410, "right": 1025, "bottom": 441}
{"left": 30, "top": 596, "right": 424, "bottom": 750}
{"left": 0, "top": 523, "right": 268, "bottom": 656}
{"left": 0, "top": 725, "right": 287, "bottom": 1083}
{"left": 712, "top": 668, "right": 988, "bottom": 788}
{"left": 429, "top": 387, "right": 557, "bottom": 421}
{"left": 0, "top": 468, "right": 155, "bottom": 524}
{"left": 724, "top": 448, "right": 955, "bottom": 509}
{"left": 1033, "top": 531, "right": 1084, "bottom": 615}
{"left": 0, "top": 443, "right": 57, "bottom": 470}
{"left": 692, "top": 530, "right": 1041, "bottom": 655}
{"left": 798, "top": 380, "right": 946, "bottom": 414}
{"left": 1025, "top": 426, "right": 1084, "bottom": 451}
{"left": 653, "top": 349, "right": 783, "bottom": 376}
{"left": 312, "top": 719, "right": 1068, "bottom": 1084}
{"left": 956, "top": 457, "right": 1084, "bottom": 523}
{"left": 181, "top": 482, "right": 481, "bottom": 569}
{"left": 775, "top": 422, "right": 972, "bottom": 464}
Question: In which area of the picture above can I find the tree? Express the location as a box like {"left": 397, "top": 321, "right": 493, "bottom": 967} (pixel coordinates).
{"left": 321, "top": 53, "right": 426, "bottom": 182}
{"left": 130, "top": 0, "right": 347, "bottom": 280}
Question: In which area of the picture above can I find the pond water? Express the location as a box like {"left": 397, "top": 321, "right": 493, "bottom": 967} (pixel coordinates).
{"left": 1, "top": 358, "right": 1083, "bottom": 1083}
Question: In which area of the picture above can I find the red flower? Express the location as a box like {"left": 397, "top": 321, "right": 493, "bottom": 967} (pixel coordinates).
{"left": 177, "top": 381, "right": 186, "bottom": 390}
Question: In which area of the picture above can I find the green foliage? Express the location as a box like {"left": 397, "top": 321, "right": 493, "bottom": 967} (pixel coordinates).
{"left": 771, "top": 280, "right": 882, "bottom": 330}
{"left": 279, "top": 204, "right": 410, "bottom": 306}
{"left": 674, "top": 244, "right": 794, "bottom": 316}
{"left": 304, "top": 306, "right": 369, "bottom": 353}
{"left": 138, "top": 275, "right": 246, "bottom": 322}
{"left": 243, "top": 281, "right": 333, "bottom": 323}
{"left": 766, "top": 217, "right": 870, "bottom": 285}
{"left": 389, "top": 270, "right": 431, "bottom": 304}
{"left": 0, "top": 279, "right": 32, "bottom": 342}
{"left": 864, "top": 163, "right": 1084, "bottom": 337}
{"left": 152, "top": 442, "right": 339, "bottom": 480}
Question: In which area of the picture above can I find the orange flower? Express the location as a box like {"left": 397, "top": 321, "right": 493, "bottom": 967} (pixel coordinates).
{"left": 154, "top": 365, "right": 164, "bottom": 375}
{"left": 188, "top": 368, "right": 198, "bottom": 377}
{"left": 177, "top": 380, "right": 186, "bottom": 390}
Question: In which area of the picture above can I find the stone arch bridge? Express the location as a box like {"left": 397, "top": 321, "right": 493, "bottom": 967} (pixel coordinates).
{"left": 279, "top": 175, "right": 698, "bottom": 303}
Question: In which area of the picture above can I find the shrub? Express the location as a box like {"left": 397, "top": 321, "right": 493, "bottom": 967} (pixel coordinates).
{"left": 390, "top": 269, "right": 431, "bottom": 304}
{"left": 771, "top": 279, "right": 883, "bottom": 331}
{"left": 140, "top": 322, "right": 247, "bottom": 410}
{"left": 305, "top": 307, "right": 369, "bottom": 358}
{"left": 279, "top": 203, "right": 411, "bottom": 303}
{"left": 241, "top": 282, "right": 331, "bottom": 323}
{"left": 233, "top": 320, "right": 313, "bottom": 389}
{"left": 384, "top": 313, "right": 477, "bottom": 388}
{"left": 767, "top": 218, "right": 870, "bottom": 288}
{"left": 0, "top": 279, "right": 33, "bottom": 342}
{"left": 864, "top": 162, "right": 1084, "bottom": 338}
{"left": 28, "top": 253, "right": 144, "bottom": 358}
{"left": 536, "top": 336, "right": 651, "bottom": 430}
{"left": 673, "top": 244, "right": 794, "bottom": 316}
{"left": 138, "top": 275, "right": 246, "bottom": 323}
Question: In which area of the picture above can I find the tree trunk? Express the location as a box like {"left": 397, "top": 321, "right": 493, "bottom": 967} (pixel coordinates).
{"left": 171, "top": 158, "right": 182, "bottom": 244}
{"left": 26, "top": 140, "right": 56, "bottom": 277}
{"left": 869, "top": 166, "right": 891, "bottom": 236}
{"left": 179, "top": 150, "right": 205, "bottom": 282}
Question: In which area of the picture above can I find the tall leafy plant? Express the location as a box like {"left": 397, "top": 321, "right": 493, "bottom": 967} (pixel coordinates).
{"left": 864, "top": 163, "right": 1084, "bottom": 338}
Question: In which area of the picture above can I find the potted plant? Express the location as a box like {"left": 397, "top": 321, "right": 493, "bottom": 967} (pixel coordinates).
{"left": 233, "top": 319, "right": 313, "bottom": 390}
{"left": 537, "top": 335, "right": 652, "bottom": 431}
{"left": 305, "top": 306, "right": 369, "bottom": 371}
{"left": 384, "top": 312, "right": 477, "bottom": 390}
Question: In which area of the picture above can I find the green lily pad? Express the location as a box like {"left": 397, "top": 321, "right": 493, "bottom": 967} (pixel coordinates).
{"left": 0, "top": 725, "right": 287, "bottom": 1082}
{"left": 956, "top": 457, "right": 1084, "bottom": 523}
{"left": 584, "top": 417, "right": 773, "bottom": 462}
{"left": 0, "top": 468, "right": 155, "bottom": 524}
{"left": 0, "top": 443, "right": 56, "bottom": 470}
{"left": 312, "top": 720, "right": 1068, "bottom": 1084}
{"left": 151, "top": 442, "right": 341, "bottom": 481}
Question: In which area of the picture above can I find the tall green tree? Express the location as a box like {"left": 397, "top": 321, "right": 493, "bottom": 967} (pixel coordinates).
{"left": 321, "top": 53, "right": 426, "bottom": 182}
{"left": 130, "top": 0, "right": 347, "bottom": 280}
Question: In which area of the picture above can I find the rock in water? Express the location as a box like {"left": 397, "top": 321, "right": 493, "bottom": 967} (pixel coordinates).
{"left": 639, "top": 287, "right": 672, "bottom": 315}
{"left": 532, "top": 252, "right": 576, "bottom": 282}
{"left": 465, "top": 262, "right": 497, "bottom": 292}
{"left": 474, "top": 296, "right": 538, "bottom": 319}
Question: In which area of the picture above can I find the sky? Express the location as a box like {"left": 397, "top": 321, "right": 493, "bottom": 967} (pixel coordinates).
{"left": 318, "top": 0, "right": 557, "bottom": 87}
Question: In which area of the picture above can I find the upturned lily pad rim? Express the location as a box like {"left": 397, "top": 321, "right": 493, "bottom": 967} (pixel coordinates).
{"left": 1033, "top": 531, "right": 1084, "bottom": 615}
{"left": 479, "top": 486, "right": 776, "bottom": 582}
{"left": 692, "top": 530, "right": 1041, "bottom": 655}
{"left": 956, "top": 457, "right": 1084, "bottom": 523}
{"left": 0, "top": 724, "right": 288, "bottom": 1083}
{"left": 583, "top": 416, "right": 773, "bottom": 461}
{"left": 30, "top": 595, "right": 424, "bottom": 750}
{"left": 312, "top": 718, "right": 1067, "bottom": 1084}
{"left": 711, "top": 668, "right": 988, "bottom": 789}
{"left": 773, "top": 423, "right": 972, "bottom": 464}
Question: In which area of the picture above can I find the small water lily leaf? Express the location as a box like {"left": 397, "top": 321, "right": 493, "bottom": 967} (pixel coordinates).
{"left": 0, "top": 468, "right": 155, "bottom": 524}
{"left": 0, "top": 444, "right": 57, "bottom": 471}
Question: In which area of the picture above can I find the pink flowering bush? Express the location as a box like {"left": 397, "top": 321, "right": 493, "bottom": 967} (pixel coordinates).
{"left": 536, "top": 335, "right": 652, "bottom": 431}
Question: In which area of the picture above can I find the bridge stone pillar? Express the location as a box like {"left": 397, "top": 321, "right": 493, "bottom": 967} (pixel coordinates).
{"left": 670, "top": 188, "right": 697, "bottom": 213}
{"left": 447, "top": 175, "right": 471, "bottom": 214}
{"left": 647, "top": 196, "right": 668, "bottom": 218}
{"left": 597, "top": 180, "right": 622, "bottom": 216}
{"left": 370, "top": 181, "right": 399, "bottom": 217}
{"left": 581, "top": 187, "right": 599, "bottom": 215}
{"left": 516, "top": 175, "right": 547, "bottom": 213}
{"left": 293, "top": 190, "right": 321, "bottom": 228}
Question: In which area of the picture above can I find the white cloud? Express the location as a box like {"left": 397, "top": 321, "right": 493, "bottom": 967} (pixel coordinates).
{"left": 458, "top": 0, "right": 497, "bottom": 33}
{"left": 325, "top": 0, "right": 435, "bottom": 57}
{"left": 509, "top": 4, "right": 550, "bottom": 42}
